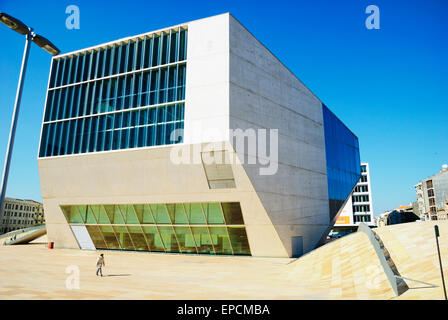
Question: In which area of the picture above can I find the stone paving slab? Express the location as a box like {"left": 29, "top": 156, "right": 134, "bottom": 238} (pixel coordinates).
{"left": 0, "top": 221, "right": 446, "bottom": 299}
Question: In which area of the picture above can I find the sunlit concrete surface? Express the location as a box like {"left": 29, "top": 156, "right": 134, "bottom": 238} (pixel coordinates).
{"left": 375, "top": 221, "right": 448, "bottom": 300}
{"left": 0, "top": 221, "right": 446, "bottom": 299}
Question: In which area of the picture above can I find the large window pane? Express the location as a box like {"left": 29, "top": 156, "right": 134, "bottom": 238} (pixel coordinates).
{"left": 191, "top": 227, "right": 214, "bottom": 254}
{"left": 151, "top": 204, "right": 171, "bottom": 224}
{"left": 222, "top": 203, "right": 244, "bottom": 225}
{"left": 113, "top": 226, "right": 135, "bottom": 250}
{"left": 173, "top": 227, "right": 197, "bottom": 254}
{"left": 142, "top": 226, "right": 164, "bottom": 252}
{"left": 86, "top": 225, "right": 107, "bottom": 249}
{"left": 209, "top": 227, "right": 233, "bottom": 255}
{"left": 99, "top": 225, "right": 121, "bottom": 249}
{"left": 203, "top": 203, "right": 225, "bottom": 224}
{"left": 227, "top": 227, "right": 250, "bottom": 255}
{"left": 185, "top": 203, "right": 206, "bottom": 224}
{"left": 158, "top": 226, "right": 180, "bottom": 253}
{"left": 127, "top": 226, "right": 149, "bottom": 251}
{"left": 61, "top": 205, "right": 83, "bottom": 223}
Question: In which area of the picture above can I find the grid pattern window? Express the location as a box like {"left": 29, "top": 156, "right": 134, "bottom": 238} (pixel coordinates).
{"left": 322, "top": 104, "right": 361, "bottom": 220}
{"left": 354, "top": 215, "right": 371, "bottom": 223}
{"left": 353, "top": 205, "right": 370, "bottom": 213}
{"left": 354, "top": 185, "right": 369, "bottom": 193}
{"left": 61, "top": 202, "right": 251, "bottom": 256}
{"left": 353, "top": 195, "right": 369, "bottom": 203}
{"left": 39, "top": 28, "right": 188, "bottom": 158}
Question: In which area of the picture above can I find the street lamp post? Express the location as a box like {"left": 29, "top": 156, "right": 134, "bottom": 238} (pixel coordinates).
{"left": 0, "top": 12, "right": 60, "bottom": 223}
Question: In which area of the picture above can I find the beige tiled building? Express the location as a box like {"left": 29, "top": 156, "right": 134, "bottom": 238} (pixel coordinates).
{"left": 0, "top": 198, "right": 43, "bottom": 234}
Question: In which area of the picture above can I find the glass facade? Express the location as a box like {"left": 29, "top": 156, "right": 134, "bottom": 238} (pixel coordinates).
{"left": 39, "top": 27, "right": 188, "bottom": 157}
{"left": 61, "top": 202, "right": 251, "bottom": 256}
{"left": 322, "top": 104, "right": 361, "bottom": 221}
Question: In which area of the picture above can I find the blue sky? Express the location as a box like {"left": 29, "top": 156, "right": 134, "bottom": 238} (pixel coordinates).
{"left": 0, "top": 0, "right": 447, "bottom": 215}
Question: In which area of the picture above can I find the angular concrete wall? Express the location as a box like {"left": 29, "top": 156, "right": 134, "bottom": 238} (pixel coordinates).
{"left": 38, "top": 143, "right": 287, "bottom": 256}
{"left": 228, "top": 15, "right": 330, "bottom": 255}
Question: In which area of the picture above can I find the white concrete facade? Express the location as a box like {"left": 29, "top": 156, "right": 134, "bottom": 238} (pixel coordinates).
{"left": 38, "top": 13, "right": 358, "bottom": 257}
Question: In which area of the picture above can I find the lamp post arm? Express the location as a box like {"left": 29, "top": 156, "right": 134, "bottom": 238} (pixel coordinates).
{"left": 0, "top": 29, "right": 32, "bottom": 219}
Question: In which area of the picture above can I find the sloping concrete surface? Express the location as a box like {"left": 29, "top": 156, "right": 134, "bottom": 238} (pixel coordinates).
{"left": 0, "top": 221, "right": 446, "bottom": 299}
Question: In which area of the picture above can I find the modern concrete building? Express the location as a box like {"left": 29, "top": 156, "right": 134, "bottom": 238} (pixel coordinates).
{"left": 0, "top": 198, "right": 42, "bottom": 234}
{"left": 415, "top": 164, "right": 448, "bottom": 221}
{"left": 332, "top": 163, "right": 374, "bottom": 235}
{"left": 37, "top": 13, "right": 360, "bottom": 258}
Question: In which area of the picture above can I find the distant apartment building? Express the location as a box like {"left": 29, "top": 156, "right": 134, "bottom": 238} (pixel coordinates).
{"left": 33, "top": 202, "right": 45, "bottom": 225}
{"left": 415, "top": 164, "right": 448, "bottom": 221}
{"left": 0, "top": 198, "right": 44, "bottom": 234}
{"left": 331, "top": 163, "right": 374, "bottom": 235}
{"left": 376, "top": 203, "right": 420, "bottom": 227}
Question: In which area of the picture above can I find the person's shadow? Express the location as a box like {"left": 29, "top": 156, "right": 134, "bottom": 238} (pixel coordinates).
{"left": 105, "top": 274, "right": 131, "bottom": 277}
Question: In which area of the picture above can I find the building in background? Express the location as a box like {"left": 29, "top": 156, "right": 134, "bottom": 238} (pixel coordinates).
{"left": 376, "top": 204, "right": 420, "bottom": 227}
{"left": 37, "top": 13, "right": 360, "bottom": 258}
{"left": 415, "top": 164, "right": 448, "bottom": 221}
{"left": 28, "top": 201, "right": 45, "bottom": 225}
{"left": 0, "top": 198, "right": 43, "bottom": 234}
{"left": 331, "top": 163, "right": 374, "bottom": 236}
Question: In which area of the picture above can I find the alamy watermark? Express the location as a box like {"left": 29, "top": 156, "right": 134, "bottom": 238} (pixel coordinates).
{"left": 365, "top": 5, "right": 380, "bottom": 30}
{"left": 65, "top": 265, "right": 80, "bottom": 290}
{"left": 169, "top": 122, "right": 279, "bottom": 176}
{"left": 66, "top": 5, "right": 80, "bottom": 30}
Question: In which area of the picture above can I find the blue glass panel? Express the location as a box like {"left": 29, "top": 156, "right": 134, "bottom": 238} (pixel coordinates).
{"left": 41, "top": 30, "right": 186, "bottom": 157}
{"left": 322, "top": 104, "right": 361, "bottom": 221}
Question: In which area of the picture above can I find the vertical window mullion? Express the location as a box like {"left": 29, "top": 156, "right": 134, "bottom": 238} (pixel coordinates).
{"left": 62, "top": 86, "right": 71, "bottom": 119}
{"left": 54, "top": 88, "right": 63, "bottom": 121}
{"left": 86, "top": 51, "right": 93, "bottom": 81}
{"left": 63, "top": 119, "right": 72, "bottom": 155}
{"left": 200, "top": 203, "right": 217, "bottom": 254}
{"left": 137, "top": 72, "right": 143, "bottom": 107}
{"left": 158, "top": 34, "right": 163, "bottom": 66}
{"left": 124, "top": 42, "right": 130, "bottom": 73}
{"left": 166, "top": 30, "right": 171, "bottom": 66}
{"left": 149, "top": 36, "right": 154, "bottom": 67}
{"left": 176, "top": 28, "right": 181, "bottom": 62}
{"left": 66, "top": 57, "right": 74, "bottom": 86}
{"left": 78, "top": 54, "right": 85, "bottom": 83}
{"left": 174, "top": 65, "right": 179, "bottom": 102}
{"left": 72, "top": 55, "right": 80, "bottom": 85}
{"left": 68, "top": 119, "right": 77, "bottom": 155}
{"left": 59, "top": 58, "right": 66, "bottom": 87}
{"left": 44, "top": 89, "right": 55, "bottom": 122}
{"left": 49, "top": 59, "right": 59, "bottom": 88}
{"left": 147, "top": 205, "right": 167, "bottom": 253}
{"left": 219, "top": 203, "right": 235, "bottom": 255}
{"left": 182, "top": 203, "right": 199, "bottom": 254}
{"left": 133, "top": 39, "right": 139, "bottom": 71}
{"left": 41, "top": 124, "right": 49, "bottom": 157}
{"left": 156, "top": 68, "right": 162, "bottom": 104}
{"left": 47, "top": 123, "right": 56, "bottom": 156}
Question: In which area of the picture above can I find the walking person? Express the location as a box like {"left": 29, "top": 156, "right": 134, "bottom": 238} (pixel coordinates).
{"left": 96, "top": 254, "right": 105, "bottom": 277}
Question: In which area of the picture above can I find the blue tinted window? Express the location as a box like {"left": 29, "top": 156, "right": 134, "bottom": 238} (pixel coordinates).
{"left": 40, "top": 29, "right": 187, "bottom": 158}
{"left": 322, "top": 104, "right": 361, "bottom": 221}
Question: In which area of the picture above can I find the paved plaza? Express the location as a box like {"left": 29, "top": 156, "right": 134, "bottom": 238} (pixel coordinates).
{"left": 0, "top": 221, "right": 446, "bottom": 299}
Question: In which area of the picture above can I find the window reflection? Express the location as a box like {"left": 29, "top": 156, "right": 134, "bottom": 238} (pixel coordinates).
{"left": 322, "top": 104, "right": 361, "bottom": 221}
{"left": 63, "top": 202, "right": 251, "bottom": 256}
{"left": 41, "top": 29, "right": 187, "bottom": 159}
